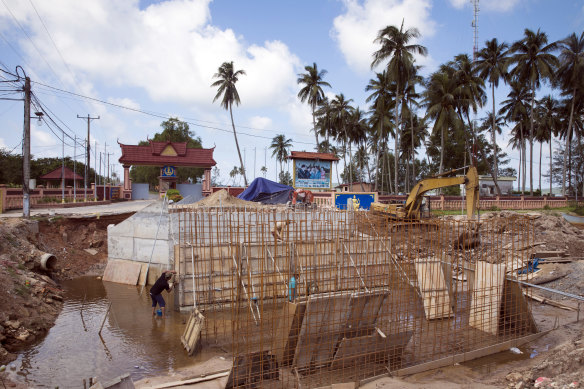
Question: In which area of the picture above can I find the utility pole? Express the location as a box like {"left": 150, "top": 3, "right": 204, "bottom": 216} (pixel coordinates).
{"left": 94, "top": 140, "right": 98, "bottom": 201}
{"left": 23, "top": 76, "right": 31, "bottom": 218}
{"left": 77, "top": 114, "right": 99, "bottom": 180}
{"left": 61, "top": 129, "right": 65, "bottom": 203}
{"left": 73, "top": 135, "right": 77, "bottom": 202}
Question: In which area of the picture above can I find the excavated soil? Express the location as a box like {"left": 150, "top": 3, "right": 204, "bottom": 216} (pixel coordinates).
{"left": 0, "top": 213, "right": 132, "bottom": 368}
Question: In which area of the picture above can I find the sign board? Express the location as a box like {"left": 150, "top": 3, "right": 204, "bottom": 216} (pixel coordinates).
{"left": 293, "top": 159, "right": 332, "bottom": 189}
{"left": 161, "top": 166, "right": 176, "bottom": 178}
{"left": 334, "top": 192, "right": 377, "bottom": 210}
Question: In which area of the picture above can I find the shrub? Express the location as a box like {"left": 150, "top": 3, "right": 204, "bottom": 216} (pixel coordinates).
{"left": 488, "top": 206, "right": 501, "bottom": 212}
{"left": 543, "top": 204, "right": 551, "bottom": 210}
{"left": 166, "top": 189, "right": 183, "bottom": 202}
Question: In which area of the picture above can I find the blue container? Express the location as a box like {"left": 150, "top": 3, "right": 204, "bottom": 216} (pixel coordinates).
{"left": 156, "top": 309, "right": 162, "bottom": 316}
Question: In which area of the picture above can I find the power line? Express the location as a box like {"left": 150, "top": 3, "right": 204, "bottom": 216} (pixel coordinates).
{"left": 31, "top": 80, "right": 317, "bottom": 145}
{"left": 27, "top": 0, "right": 77, "bottom": 83}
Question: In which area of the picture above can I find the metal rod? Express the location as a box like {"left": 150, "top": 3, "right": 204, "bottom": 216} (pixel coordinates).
{"left": 511, "top": 279, "right": 584, "bottom": 301}
{"left": 98, "top": 301, "right": 112, "bottom": 336}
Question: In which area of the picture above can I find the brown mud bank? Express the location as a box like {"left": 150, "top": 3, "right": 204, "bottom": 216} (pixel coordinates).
{"left": 0, "top": 213, "right": 133, "bottom": 365}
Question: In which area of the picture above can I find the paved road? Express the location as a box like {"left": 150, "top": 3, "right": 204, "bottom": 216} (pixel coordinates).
{"left": 0, "top": 199, "right": 158, "bottom": 218}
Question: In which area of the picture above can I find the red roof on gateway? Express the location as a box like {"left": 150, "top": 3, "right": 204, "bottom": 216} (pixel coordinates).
{"left": 118, "top": 140, "right": 216, "bottom": 167}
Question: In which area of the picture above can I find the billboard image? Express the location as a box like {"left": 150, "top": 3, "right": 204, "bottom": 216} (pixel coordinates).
{"left": 293, "top": 159, "right": 332, "bottom": 189}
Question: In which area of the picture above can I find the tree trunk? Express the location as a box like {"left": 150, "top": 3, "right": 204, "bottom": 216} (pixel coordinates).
{"left": 549, "top": 136, "right": 553, "bottom": 196}
{"left": 439, "top": 125, "right": 444, "bottom": 175}
{"left": 230, "top": 105, "right": 247, "bottom": 186}
{"left": 518, "top": 139, "right": 522, "bottom": 193}
{"left": 312, "top": 106, "right": 319, "bottom": 150}
{"left": 562, "top": 88, "right": 576, "bottom": 196}
{"left": 529, "top": 82, "right": 535, "bottom": 196}
{"left": 539, "top": 141, "right": 542, "bottom": 194}
{"left": 387, "top": 149, "right": 393, "bottom": 194}
{"left": 394, "top": 80, "right": 400, "bottom": 194}
{"left": 519, "top": 122, "right": 525, "bottom": 194}
{"left": 464, "top": 112, "right": 501, "bottom": 195}
{"left": 410, "top": 103, "right": 416, "bottom": 188}
{"left": 491, "top": 82, "right": 498, "bottom": 179}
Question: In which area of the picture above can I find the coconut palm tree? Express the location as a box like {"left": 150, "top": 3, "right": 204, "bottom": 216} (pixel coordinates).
{"left": 510, "top": 29, "right": 558, "bottom": 195}
{"left": 270, "top": 134, "right": 293, "bottom": 179}
{"left": 536, "top": 96, "right": 560, "bottom": 195}
{"left": 424, "top": 69, "right": 463, "bottom": 175}
{"left": 366, "top": 71, "right": 394, "bottom": 191}
{"left": 556, "top": 32, "right": 584, "bottom": 196}
{"left": 297, "top": 62, "right": 332, "bottom": 149}
{"left": 331, "top": 94, "right": 354, "bottom": 186}
{"left": 372, "top": 20, "right": 428, "bottom": 194}
{"left": 475, "top": 38, "right": 510, "bottom": 179}
{"left": 211, "top": 61, "right": 248, "bottom": 186}
{"left": 500, "top": 80, "right": 532, "bottom": 193}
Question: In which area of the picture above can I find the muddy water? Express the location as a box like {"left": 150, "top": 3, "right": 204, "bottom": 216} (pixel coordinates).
{"left": 13, "top": 277, "right": 210, "bottom": 388}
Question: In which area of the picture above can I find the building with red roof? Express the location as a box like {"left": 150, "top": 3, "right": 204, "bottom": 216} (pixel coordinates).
{"left": 118, "top": 140, "right": 216, "bottom": 199}
{"left": 39, "top": 166, "right": 83, "bottom": 188}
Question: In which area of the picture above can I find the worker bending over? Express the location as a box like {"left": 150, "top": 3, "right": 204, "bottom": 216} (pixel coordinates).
{"left": 150, "top": 270, "right": 176, "bottom": 317}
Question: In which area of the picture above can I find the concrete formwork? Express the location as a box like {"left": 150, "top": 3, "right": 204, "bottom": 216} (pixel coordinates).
{"left": 172, "top": 207, "right": 540, "bottom": 388}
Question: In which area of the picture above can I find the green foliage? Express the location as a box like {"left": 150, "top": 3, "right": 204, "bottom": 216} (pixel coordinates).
{"left": 130, "top": 118, "right": 204, "bottom": 188}
{"left": 166, "top": 189, "right": 183, "bottom": 202}
{"left": 571, "top": 206, "right": 584, "bottom": 216}
{"left": 488, "top": 206, "right": 501, "bottom": 211}
{"left": 279, "top": 171, "right": 293, "bottom": 186}
{"left": 543, "top": 204, "right": 551, "bottom": 210}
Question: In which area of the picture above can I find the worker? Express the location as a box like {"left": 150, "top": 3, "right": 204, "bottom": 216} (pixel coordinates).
{"left": 150, "top": 270, "right": 176, "bottom": 317}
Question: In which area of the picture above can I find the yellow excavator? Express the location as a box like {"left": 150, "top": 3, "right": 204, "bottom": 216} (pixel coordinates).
{"left": 369, "top": 166, "right": 479, "bottom": 220}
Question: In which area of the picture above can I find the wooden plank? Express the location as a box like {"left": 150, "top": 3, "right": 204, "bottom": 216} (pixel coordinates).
{"left": 331, "top": 330, "right": 413, "bottom": 369}
{"left": 394, "top": 330, "right": 549, "bottom": 376}
{"left": 272, "top": 301, "right": 306, "bottom": 366}
{"left": 102, "top": 259, "right": 142, "bottom": 285}
{"left": 137, "top": 263, "right": 148, "bottom": 286}
{"left": 469, "top": 261, "right": 506, "bottom": 336}
{"left": 415, "top": 260, "right": 453, "bottom": 320}
{"left": 530, "top": 251, "right": 567, "bottom": 259}
{"left": 181, "top": 309, "right": 205, "bottom": 356}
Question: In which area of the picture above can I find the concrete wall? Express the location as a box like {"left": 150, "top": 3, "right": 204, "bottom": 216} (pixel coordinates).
{"left": 176, "top": 183, "right": 202, "bottom": 200}
{"left": 131, "top": 183, "right": 150, "bottom": 200}
{"left": 107, "top": 201, "right": 176, "bottom": 266}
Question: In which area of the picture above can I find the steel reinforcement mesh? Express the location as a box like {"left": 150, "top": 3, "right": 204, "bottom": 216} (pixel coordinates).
{"left": 174, "top": 208, "right": 537, "bottom": 388}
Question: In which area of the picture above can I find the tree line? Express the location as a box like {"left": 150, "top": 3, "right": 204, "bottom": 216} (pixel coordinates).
{"left": 212, "top": 24, "right": 584, "bottom": 197}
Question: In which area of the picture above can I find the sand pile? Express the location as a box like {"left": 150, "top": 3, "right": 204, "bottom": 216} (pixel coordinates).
{"left": 189, "top": 189, "right": 261, "bottom": 208}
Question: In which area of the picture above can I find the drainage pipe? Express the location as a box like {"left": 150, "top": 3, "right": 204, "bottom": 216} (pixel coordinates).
{"left": 40, "top": 253, "right": 57, "bottom": 271}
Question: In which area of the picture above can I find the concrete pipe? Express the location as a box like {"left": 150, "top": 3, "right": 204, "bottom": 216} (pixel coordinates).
{"left": 40, "top": 253, "right": 57, "bottom": 271}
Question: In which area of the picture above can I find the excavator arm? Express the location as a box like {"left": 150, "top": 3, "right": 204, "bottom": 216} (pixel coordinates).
{"left": 370, "top": 166, "right": 479, "bottom": 220}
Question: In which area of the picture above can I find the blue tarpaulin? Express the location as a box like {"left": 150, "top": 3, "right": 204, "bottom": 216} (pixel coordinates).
{"left": 237, "top": 178, "right": 294, "bottom": 204}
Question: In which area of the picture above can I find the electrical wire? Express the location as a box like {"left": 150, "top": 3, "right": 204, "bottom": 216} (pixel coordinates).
{"left": 31, "top": 80, "right": 317, "bottom": 145}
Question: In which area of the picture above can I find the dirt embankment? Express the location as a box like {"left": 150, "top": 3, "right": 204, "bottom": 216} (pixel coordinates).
{"left": 0, "top": 213, "right": 132, "bottom": 366}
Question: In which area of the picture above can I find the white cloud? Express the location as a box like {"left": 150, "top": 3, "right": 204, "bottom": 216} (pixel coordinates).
{"left": 107, "top": 98, "right": 141, "bottom": 111}
{"left": 449, "top": 0, "right": 521, "bottom": 12}
{"left": 331, "top": 0, "right": 436, "bottom": 74}
{"left": 248, "top": 116, "right": 272, "bottom": 131}
{"left": 0, "top": 138, "right": 6, "bottom": 148}
{"left": 0, "top": 0, "right": 300, "bottom": 108}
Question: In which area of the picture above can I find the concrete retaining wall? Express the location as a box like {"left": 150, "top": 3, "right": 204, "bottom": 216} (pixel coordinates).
{"left": 107, "top": 201, "right": 176, "bottom": 266}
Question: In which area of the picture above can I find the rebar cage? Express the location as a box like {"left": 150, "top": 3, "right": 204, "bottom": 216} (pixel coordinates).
{"left": 173, "top": 207, "right": 537, "bottom": 388}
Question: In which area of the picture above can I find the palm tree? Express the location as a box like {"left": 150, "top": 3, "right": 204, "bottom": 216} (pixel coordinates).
{"left": 500, "top": 80, "right": 531, "bottom": 193}
{"left": 211, "top": 61, "right": 248, "bottom": 186}
{"left": 372, "top": 20, "right": 428, "bottom": 193}
{"left": 270, "top": 134, "right": 293, "bottom": 180}
{"left": 537, "top": 96, "right": 560, "bottom": 195}
{"left": 475, "top": 38, "right": 510, "bottom": 179}
{"left": 366, "top": 71, "right": 394, "bottom": 191}
{"left": 510, "top": 29, "right": 558, "bottom": 195}
{"left": 557, "top": 32, "right": 584, "bottom": 196}
{"left": 297, "top": 62, "right": 332, "bottom": 149}
{"left": 331, "top": 94, "right": 354, "bottom": 186}
{"left": 424, "top": 69, "right": 463, "bottom": 175}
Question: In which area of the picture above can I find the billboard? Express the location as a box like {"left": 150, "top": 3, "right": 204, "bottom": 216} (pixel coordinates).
{"left": 293, "top": 159, "right": 332, "bottom": 189}
{"left": 334, "top": 193, "right": 377, "bottom": 210}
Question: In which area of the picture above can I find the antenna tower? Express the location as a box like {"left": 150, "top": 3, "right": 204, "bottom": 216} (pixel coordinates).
{"left": 471, "top": 0, "right": 479, "bottom": 61}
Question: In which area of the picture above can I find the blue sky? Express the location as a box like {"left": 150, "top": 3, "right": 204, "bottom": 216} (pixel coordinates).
{"left": 0, "top": 0, "right": 582, "bottom": 188}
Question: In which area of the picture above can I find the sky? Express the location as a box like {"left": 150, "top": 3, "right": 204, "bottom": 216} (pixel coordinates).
{"left": 0, "top": 0, "right": 582, "bottom": 189}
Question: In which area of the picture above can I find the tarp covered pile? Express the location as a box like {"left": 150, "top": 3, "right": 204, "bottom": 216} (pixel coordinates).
{"left": 237, "top": 178, "right": 293, "bottom": 204}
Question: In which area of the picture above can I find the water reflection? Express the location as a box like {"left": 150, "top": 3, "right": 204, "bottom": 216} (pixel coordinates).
{"left": 14, "top": 277, "right": 195, "bottom": 388}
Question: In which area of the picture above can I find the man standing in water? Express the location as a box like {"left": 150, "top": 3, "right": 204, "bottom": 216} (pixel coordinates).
{"left": 150, "top": 270, "right": 176, "bottom": 317}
